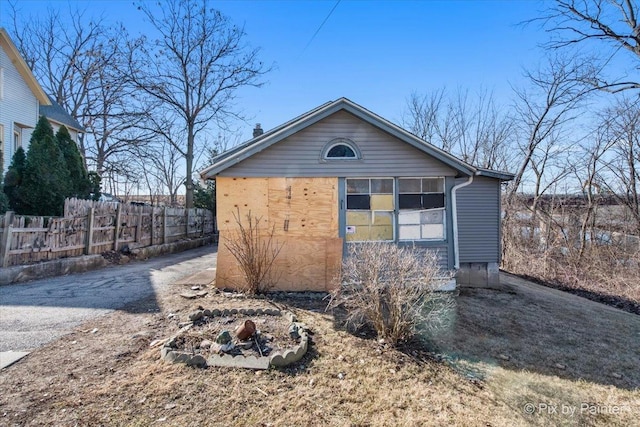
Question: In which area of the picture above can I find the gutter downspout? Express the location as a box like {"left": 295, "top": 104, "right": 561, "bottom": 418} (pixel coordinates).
{"left": 451, "top": 173, "right": 474, "bottom": 269}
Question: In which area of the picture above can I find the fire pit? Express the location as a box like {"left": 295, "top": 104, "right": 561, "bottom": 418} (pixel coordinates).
{"left": 160, "top": 308, "right": 309, "bottom": 369}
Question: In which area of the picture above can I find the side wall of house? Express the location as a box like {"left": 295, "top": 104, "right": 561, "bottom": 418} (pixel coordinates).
{"left": 0, "top": 47, "right": 38, "bottom": 174}
{"left": 456, "top": 176, "right": 502, "bottom": 285}
{"left": 216, "top": 176, "right": 343, "bottom": 292}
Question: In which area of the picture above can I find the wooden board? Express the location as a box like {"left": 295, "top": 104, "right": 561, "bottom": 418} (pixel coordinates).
{"left": 215, "top": 234, "right": 344, "bottom": 292}
{"left": 216, "top": 177, "right": 269, "bottom": 232}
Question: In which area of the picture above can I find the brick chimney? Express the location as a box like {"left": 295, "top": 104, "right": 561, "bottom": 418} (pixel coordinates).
{"left": 253, "top": 123, "right": 263, "bottom": 138}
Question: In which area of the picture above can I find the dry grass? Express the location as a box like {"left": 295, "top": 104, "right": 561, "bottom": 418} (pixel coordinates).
{"left": 0, "top": 273, "right": 638, "bottom": 426}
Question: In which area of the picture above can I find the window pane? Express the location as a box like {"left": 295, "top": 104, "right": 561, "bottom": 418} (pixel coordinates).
{"left": 398, "top": 211, "right": 420, "bottom": 225}
{"left": 399, "top": 225, "right": 421, "bottom": 240}
{"left": 327, "top": 144, "right": 356, "bottom": 158}
{"left": 346, "top": 179, "right": 369, "bottom": 194}
{"left": 420, "top": 210, "right": 443, "bottom": 224}
{"left": 372, "top": 211, "right": 393, "bottom": 225}
{"left": 399, "top": 194, "right": 422, "bottom": 209}
{"left": 347, "top": 211, "right": 371, "bottom": 226}
{"left": 422, "top": 178, "right": 444, "bottom": 193}
{"left": 347, "top": 195, "right": 370, "bottom": 210}
{"left": 371, "top": 178, "right": 393, "bottom": 194}
{"left": 398, "top": 178, "right": 421, "bottom": 193}
{"left": 422, "top": 193, "right": 445, "bottom": 209}
{"left": 422, "top": 224, "right": 444, "bottom": 239}
{"left": 370, "top": 194, "right": 394, "bottom": 210}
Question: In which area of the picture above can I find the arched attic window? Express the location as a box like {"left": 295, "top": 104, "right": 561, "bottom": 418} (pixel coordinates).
{"left": 322, "top": 138, "right": 361, "bottom": 160}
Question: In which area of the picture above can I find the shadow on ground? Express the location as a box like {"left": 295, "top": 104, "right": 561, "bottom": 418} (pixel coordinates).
{"left": 423, "top": 273, "right": 640, "bottom": 391}
{"left": 0, "top": 245, "right": 216, "bottom": 314}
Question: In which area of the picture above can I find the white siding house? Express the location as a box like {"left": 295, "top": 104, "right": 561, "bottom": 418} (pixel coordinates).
{"left": 0, "top": 28, "right": 51, "bottom": 174}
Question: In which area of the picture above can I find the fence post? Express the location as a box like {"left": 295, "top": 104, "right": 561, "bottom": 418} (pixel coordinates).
{"left": 135, "top": 205, "right": 143, "bottom": 244}
{"left": 163, "top": 206, "right": 168, "bottom": 244}
{"left": 150, "top": 207, "right": 156, "bottom": 246}
{"left": 0, "top": 211, "right": 15, "bottom": 268}
{"left": 185, "top": 209, "right": 190, "bottom": 238}
{"left": 84, "top": 207, "right": 95, "bottom": 255}
{"left": 114, "top": 204, "right": 122, "bottom": 251}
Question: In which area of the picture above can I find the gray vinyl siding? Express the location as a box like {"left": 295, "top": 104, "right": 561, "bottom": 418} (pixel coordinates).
{"left": 457, "top": 177, "right": 501, "bottom": 263}
{"left": 220, "top": 110, "right": 457, "bottom": 178}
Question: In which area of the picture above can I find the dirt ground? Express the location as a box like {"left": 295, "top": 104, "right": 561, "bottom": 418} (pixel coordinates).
{"left": 0, "top": 273, "right": 638, "bottom": 426}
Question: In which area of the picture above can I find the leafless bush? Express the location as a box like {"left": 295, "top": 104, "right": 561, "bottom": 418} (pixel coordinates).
{"left": 223, "top": 208, "right": 282, "bottom": 294}
{"left": 502, "top": 197, "right": 640, "bottom": 313}
{"left": 328, "top": 242, "right": 453, "bottom": 347}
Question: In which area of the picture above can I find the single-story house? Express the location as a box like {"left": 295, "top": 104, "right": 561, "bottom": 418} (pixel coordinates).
{"left": 200, "top": 98, "right": 514, "bottom": 291}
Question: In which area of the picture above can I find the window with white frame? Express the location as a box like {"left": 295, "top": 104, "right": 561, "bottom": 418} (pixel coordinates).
{"left": 323, "top": 138, "right": 360, "bottom": 160}
{"left": 345, "top": 177, "right": 446, "bottom": 242}
{"left": 346, "top": 178, "right": 394, "bottom": 241}
{"left": 13, "top": 129, "right": 21, "bottom": 152}
{"left": 398, "top": 177, "right": 445, "bottom": 240}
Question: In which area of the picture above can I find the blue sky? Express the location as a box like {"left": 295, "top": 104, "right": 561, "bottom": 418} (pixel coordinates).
{"left": 2, "top": 0, "right": 550, "bottom": 142}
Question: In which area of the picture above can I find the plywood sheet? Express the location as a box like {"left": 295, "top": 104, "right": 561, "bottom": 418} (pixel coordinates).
{"left": 215, "top": 236, "right": 246, "bottom": 290}
{"left": 268, "top": 177, "right": 339, "bottom": 238}
{"left": 216, "top": 177, "right": 269, "bottom": 232}
{"left": 325, "top": 238, "right": 343, "bottom": 291}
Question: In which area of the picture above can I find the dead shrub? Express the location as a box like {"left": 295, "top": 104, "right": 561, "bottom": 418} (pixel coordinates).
{"left": 223, "top": 208, "right": 282, "bottom": 294}
{"left": 328, "top": 242, "right": 453, "bottom": 346}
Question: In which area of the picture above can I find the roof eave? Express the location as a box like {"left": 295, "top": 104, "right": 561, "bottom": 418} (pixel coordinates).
{"left": 0, "top": 28, "right": 50, "bottom": 105}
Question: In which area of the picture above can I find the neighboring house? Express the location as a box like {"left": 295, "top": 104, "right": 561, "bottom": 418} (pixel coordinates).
{"left": 0, "top": 28, "right": 83, "bottom": 174}
{"left": 40, "top": 95, "right": 85, "bottom": 144}
{"left": 0, "top": 28, "right": 50, "bottom": 173}
{"left": 201, "top": 98, "right": 514, "bottom": 291}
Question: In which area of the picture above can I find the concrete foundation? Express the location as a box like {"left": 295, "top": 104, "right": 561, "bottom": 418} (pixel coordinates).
{"left": 456, "top": 262, "right": 500, "bottom": 287}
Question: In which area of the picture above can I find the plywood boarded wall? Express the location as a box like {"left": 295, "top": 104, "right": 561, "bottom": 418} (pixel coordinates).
{"left": 216, "top": 177, "right": 342, "bottom": 291}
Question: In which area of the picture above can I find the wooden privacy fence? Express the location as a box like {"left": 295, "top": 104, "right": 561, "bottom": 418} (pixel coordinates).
{"left": 0, "top": 198, "right": 215, "bottom": 268}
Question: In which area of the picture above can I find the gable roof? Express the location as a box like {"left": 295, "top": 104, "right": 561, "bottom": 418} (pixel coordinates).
{"left": 200, "top": 98, "right": 514, "bottom": 181}
{"left": 40, "top": 95, "right": 85, "bottom": 132}
{"left": 0, "top": 28, "right": 50, "bottom": 105}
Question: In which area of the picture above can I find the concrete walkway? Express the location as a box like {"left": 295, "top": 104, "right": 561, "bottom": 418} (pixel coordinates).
{"left": 0, "top": 245, "right": 217, "bottom": 368}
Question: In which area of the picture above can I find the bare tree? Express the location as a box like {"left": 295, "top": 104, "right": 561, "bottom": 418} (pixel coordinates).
{"left": 507, "top": 53, "right": 595, "bottom": 200}
{"left": 598, "top": 97, "right": 640, "bottom": 234}
{"left": 541, "top": 0, "right": 640, "bottom": 92}
{"left": 7, "top": 3, "right": 147, "bottom": 177}
{"left": 403, "top": 87, "right": 513, "bottom": 170}
{"left": 126, "top": 0, "right": 270, "bottom": 208}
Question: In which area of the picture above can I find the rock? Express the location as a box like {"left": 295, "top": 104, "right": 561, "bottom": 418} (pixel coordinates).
{"left": 554, "top": 363, "right": 566, "bottom": 370}
{"left": 612, "top": 372, "right": 623, "bottom": 379}
{"left": 189, "top": 310, "right": 204, "bottom": 322}
{"left": 216, "top": 330, "right": 232, "bottom": 344}
{"left": 186, "top": 354, "right": 207, "bottom": 367}
{"left": 191, "top": 286, "right": 201, "bottom": 290}
{"left": 220, "top": 342, "right": 235, "bottom": 353}
{"left": 337, "top": 372, "right": 345, "bottom": 380}
{"left": 210, "top": 343, "right": 222, "bottom": 354}
{"left": 180, "top": 293, "right": 197, "bottom": 299}
{"left": 309, "top": 378, "right": 315, "bottom": 387}
{"left": 196, "top": 290, "right": 208, "bottom": 297}
{"left": 164, "top": 403, "right": 176, "bottom": 410}
{"left": 119, "top": 255, "right": 130, "bottom": 264}
{"left": 200, "top": 340, "right": 212, "bottom": 350}
{"left": 289, "top": 324, "right": 301, "bottom": 340}
{"left": 498, "top": 354, "right": 510, "bottom": 361}
{"left": 203, "top": 309, "right": 211, "bottom": 317}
